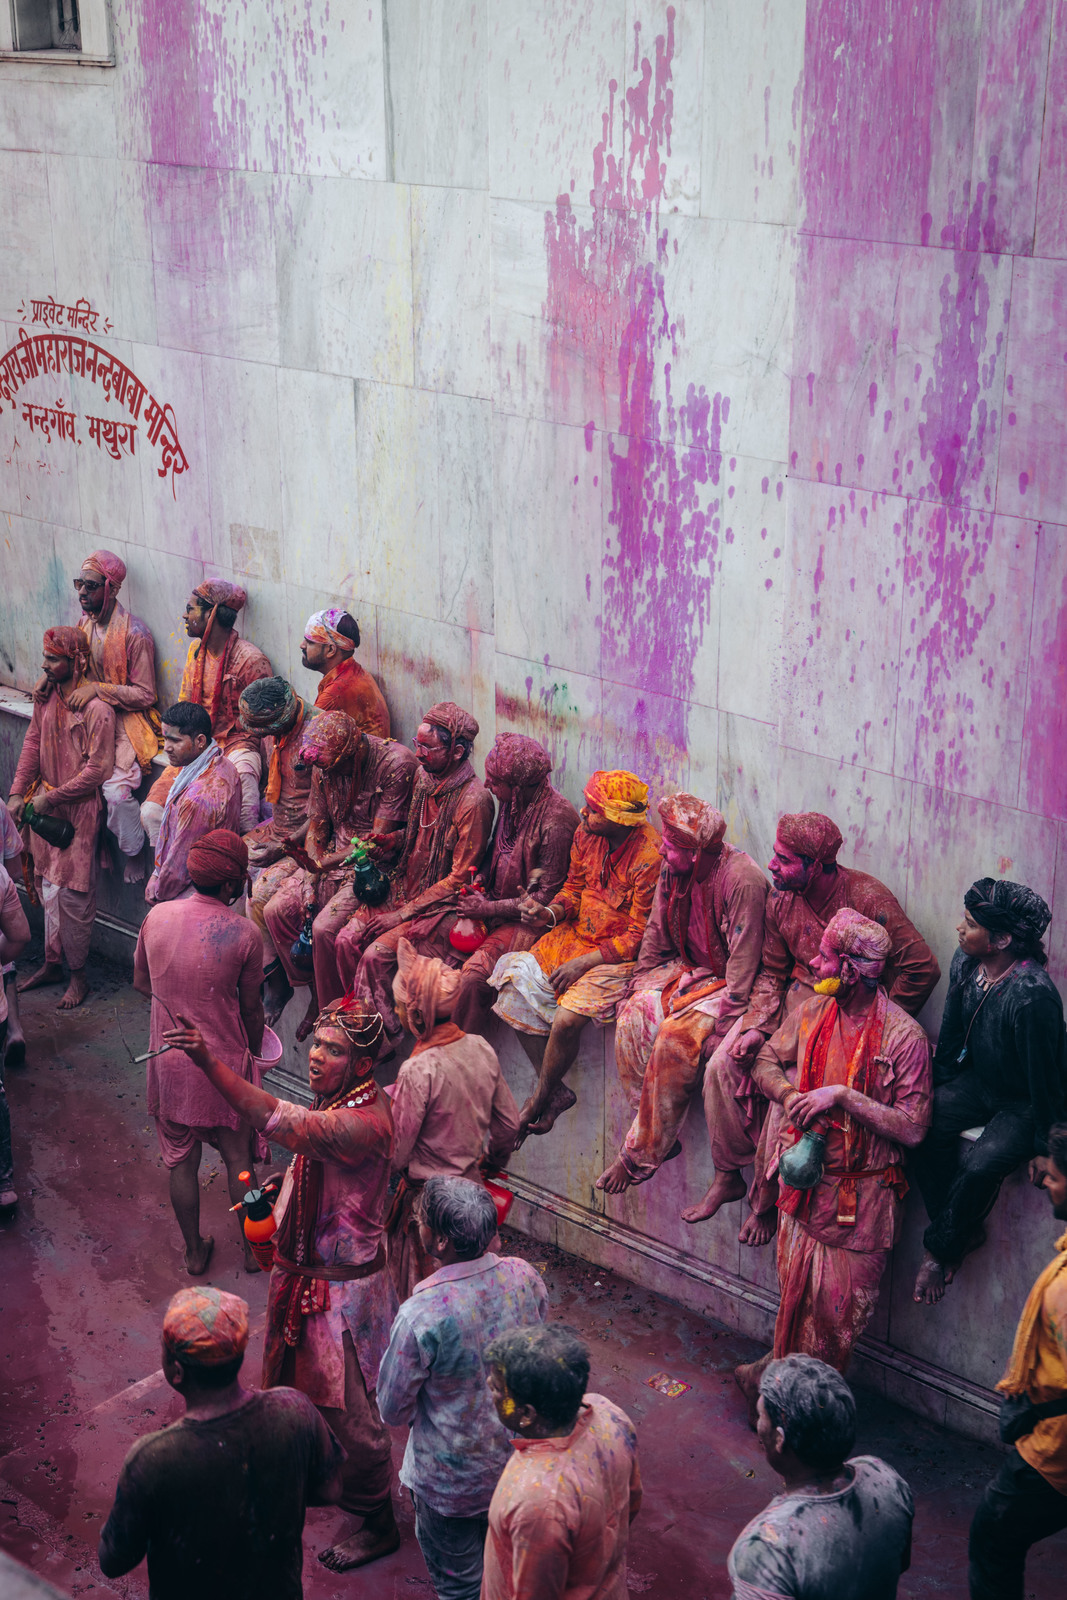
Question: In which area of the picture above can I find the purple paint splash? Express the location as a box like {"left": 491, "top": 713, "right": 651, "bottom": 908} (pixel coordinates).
{"left": 543, "top": 7, "right": 726, "bottom": 782}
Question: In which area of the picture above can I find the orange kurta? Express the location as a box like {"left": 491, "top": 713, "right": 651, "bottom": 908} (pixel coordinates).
{"left": 532, "top": 822, "right": 662, "bottom": 974}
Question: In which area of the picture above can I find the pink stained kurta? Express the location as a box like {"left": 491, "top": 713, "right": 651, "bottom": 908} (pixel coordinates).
{"left": 145, "top": 749, "right": 242, "bottom": 905}
{"left": 79, "top": 601, "right": 158, "bottom": 772}
{"left": 12, "top": 692, "right": 116, "bottom": 894}
{"left": 483, "top": 1394, "right": 642, "bottom": 1600}
{"left": 133, "top": 892, "right": 264, "bottom": 1131}
{"left": 244, "top": 699, "right": 316, "bottom": 864}
{"left": 261, "top": 1093, "right": 399, "bottom": 1409}
{"left": 390, "top": 1028, "right": 520, "bottom": 1182}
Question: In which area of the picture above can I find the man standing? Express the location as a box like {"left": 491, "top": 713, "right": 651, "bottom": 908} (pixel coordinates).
{"left": 0, "top": 798, "right": 27, "bottom": 1067}
{"left": 0, "top": 855, "right": 30, "bottom": 1212}
{"left": 597, "top": 793, "right": 767, "bottom": 1196}
{"left": 300, "top": 607, "right": 391, "bottom": 736}
{"left": 9, "top": 627, "right": 115, "bottom": 1010}
{"left": 968, "top": 1123, "right": 1067, "bottom": 1598}
{"left": 261, "top": 710, "right": 417, "bottom": 1021}
{"left": 489, "top": 770, "right": 661, "bottom": 1140}
{"left": 387, "top": 940, "right": 519, "bottom": 1296}
{"left": 100, "top": 1286, "right": 344, "bottom": 1597}
{"left": 134, "top": 829, "right": 264, "bottom": 1276}
{"left": 377, "top": 1177, "right": 547, "bottom": 1599}
{"left": 60, "top": 550, "right": 158, "bottom": 881}
{"left": 912, "top": 879, "right": 1066, "bottom": 1305}
{"left": 411, "top": 732, "right": 580, "bottom": 1037}
{"left": 162, "top": 997, "right": 401, "bottom": 1573}
{"left": 728, "top": 1355, "right": 914, "bottom": 1600}
{"left": 692, "top": 810, "right": 939, "bottom": 1241}
{"left": 140, "top": 579, "right": 271, "bottom": 841}
{"left": 482, "top": 1323, "right": 642, "bottom": 1600}
{"left": 336, "top": 701, "right": 494, "bottom": 1043}
{"left": 145, "top": 704, "right": 242, "bottom": 904}
{"left": 734, "top": 910, "right": 931, "bottom": 1409}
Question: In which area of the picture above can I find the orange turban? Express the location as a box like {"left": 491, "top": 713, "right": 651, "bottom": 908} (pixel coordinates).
{"left": 824, "top": 907, "right": 891, "bottom": 975}
{"left": 394, "top": 937, "right": 463, "bottom": 1040}
{"left": 43, "top": 626, "right": 90, "bottom": 673}
{"left": 187, "top": 829, "right": 248, "bottom": 888}
{"left": 163, "top": 1286, "right": 249, "bottom": 1366}
{"left": 658, "top": 793, "right": 726, "bottom": 852}
{"left": 194, "top": 579, "right": 247, "bottom": 612}
{"left": 776, "top": 812, "right": 843, "bottom": 865}
{"left": 584, "top": 770, "right": 649, "bottom": 827}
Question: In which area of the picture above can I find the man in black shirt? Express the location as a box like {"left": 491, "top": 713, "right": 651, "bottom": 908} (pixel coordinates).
{"left": 912, "top": 878, "right": 1066, "bottom": 1305}
{"left": 99, "top": 1286, "right": 344, "bottom": 1599}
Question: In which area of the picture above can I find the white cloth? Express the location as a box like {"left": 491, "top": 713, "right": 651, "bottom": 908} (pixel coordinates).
{"left": 102, "top": 756, "right": 146, "bottom": 857}
{"left": 488, "top": 950, "right": 558, "bottom": 1035}
{"left": 162, "top": 739, "right": 222, "bottom": 820}
{"left": 0, "top": 800, "right": 21, "bottom": 864}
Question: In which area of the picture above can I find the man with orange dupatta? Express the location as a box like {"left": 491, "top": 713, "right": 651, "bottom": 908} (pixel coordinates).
{"left": 162, "top": 995, "right": 402, "bottom": 1574}
{"left": 489, "top": 770, "right": 661, "bottom": 1141}
{"left": 140, "top": 579, "right": 271, "bottom": 841}
{"left": 386, "top": 939, "right": 519, "bottom": 1298}
{"left": 10, "top": 627, "right": 115, "bottom": 1010}
{"left": 596, "top": 793, "right": 767, "bottom": 1198}
{"left": 734, "top": 909, "right": 931, "bottom": 1417}
{"left": 300, "top": 607, "right": 390, "bottom": 736}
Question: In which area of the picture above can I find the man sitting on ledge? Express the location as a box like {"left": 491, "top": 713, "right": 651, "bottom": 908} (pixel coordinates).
{"left": 912, "top": 878, "right": 1066, "bottom": 1306}
{"left": 489, "top": 770, "right": 661, "bottom": 1141}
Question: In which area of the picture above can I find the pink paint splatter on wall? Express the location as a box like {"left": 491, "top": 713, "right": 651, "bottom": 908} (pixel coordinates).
{"left": 543, "top": 7, "right": 726, "bottom": 780}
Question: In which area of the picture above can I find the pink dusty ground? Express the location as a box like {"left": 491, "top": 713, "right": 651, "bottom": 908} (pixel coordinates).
{"left": 1, "top": 951, "right": 1065, "bottom": 1599}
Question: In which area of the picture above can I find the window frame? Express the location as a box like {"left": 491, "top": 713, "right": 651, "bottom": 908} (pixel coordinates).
{"left": 0, "top": 0, "right": 115, "bottom": 66}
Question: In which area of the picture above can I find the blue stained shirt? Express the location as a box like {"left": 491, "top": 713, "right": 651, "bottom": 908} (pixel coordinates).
{"left": 377, "top": 1252, "right": 548, "bottom": 1517}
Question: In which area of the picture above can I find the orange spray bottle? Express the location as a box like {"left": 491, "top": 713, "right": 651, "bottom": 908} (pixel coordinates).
{"left": 234, "top": 1171, "right": 281, "bottom": 1271}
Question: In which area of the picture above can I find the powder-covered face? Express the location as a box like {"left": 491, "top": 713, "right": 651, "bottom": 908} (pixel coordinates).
{"left": 161, "top": 725, "right": 207, "bottom": 769}
{"left": 580, "top": 798, "right": 616, "bottom": 838}
{"left": 41, "top": 651, "right": 72, "bottom": 685}
{"left": 1043, "top": 1157, "right": 1067, "bottom": 1222}
{"left": 307, "top": 1026, "right": 354, "bottom": 1097}
{"left": 487, "top": 1366, "right": 521, "bottom": 1432}
{"left": 74, "top": 569, "right": 106, "bottom": 615}
{"left": 415, "top": 722, "right": 453, "bottom": 776}
{"left": 184, "top": 595, "right": 208, "bottom": 638}
{"left": 658, "top": 831, "right": 699, "bottom": 874}
{"left": 768, "top": 837, "right": 816, "bottom": 893}
{"left": 811, "top": 932, "right": 848, "bottom": 996}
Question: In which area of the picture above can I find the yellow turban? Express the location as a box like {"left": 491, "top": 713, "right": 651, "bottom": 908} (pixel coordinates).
{"left": 584, "top": 770, "right": 649, "bottom": 827}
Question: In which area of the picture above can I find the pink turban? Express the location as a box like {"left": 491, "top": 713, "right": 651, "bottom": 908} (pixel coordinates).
{"left": 187, "top": 829, "right": 249, "bottom": 888}
{"left": 82, "top": 549, "right": 126, "bottom": 609}
{"left": 776, "top": 812, "right": 843, "bottom": 865}
{"left": 163, "top": 1287, "right": 249, "bottom": 1366}
{"left": 299, "top": 710, "right": 361, "bottom": 769}
{"left": 658, "top": 793, "right": 726, "bottom": 852}
{"left": 194, "top": 578, "right": 247, "bottom": 613}
{"left": 393, "top": 937, "right": 463, "bottom": 1041}
{"left": 824, "top": 907, "right": 891, "bottom": 976}
{"left": 484, "top": 733, "right": 552, "bottom": 791}
{"left": 424, "top": 701, "right": 479, "bottom": 749}
{"left": 43, "top": 626, "right": 90, "bottom": 674}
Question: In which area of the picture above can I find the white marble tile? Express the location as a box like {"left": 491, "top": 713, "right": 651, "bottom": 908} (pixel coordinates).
{"left": 496, "top": 1014, "right": 609, "bottom": 1199}
{"left": 492, "top": 651, "right": 604, "bottom": 812}
{"left": 114, "top": 0, "right": 204, "bottom": 169}
{"left": 122, "top": 545, "right": 207, "bottom": 711}
{"left": 624, "top": 0, "right": 704, "bottom": 216}
{"left": 700, "top": 0, "right": 805, "bottom": 227}
{"left": 490, "top": 196, "right": 588, "bottom": 428}
{"left": 469, "top": 626, "right": 497, "bottom": 777}
{"left": 276, "top": 366, "right": 360, "bottom": 592}
{"left": 149, "top": 166, "right": 280, "bottom": 364}
{"left": 600, "top": 679, "right": 691, "bottom": 808}
{"left": 1047, "top": 821, "right": 1067, "bottom": 998}
{"left": 277, "top": 176, "right": 413, "bottom": 385}
{"left": 0, "top": 515, "right": 58, "bottom": 687}
{"left": 128, "top": 342, "right": 212, "bottom": 566}
{"left": 375, "top": 605, "right": 474, "bottom": 750}
{"left": 284, "top": 581, "right": 383, "bottom": 710}
{"left": 385, "top": 0, "right": 489, "bottom": 189}
{"left": 353, "top": 379, "right": 439, "bottom": 618}
{"left": 437, "top": 394, "right": 493, "bottom": 633}
{"left": 780, "top": 481, "right": 908, "bottom": 774}
{"left": 221, "top": 572, "right": 288, "bottom": 684}
{"left": 201, "top": 356, "right": 282, "bottom": 577}
{"left": 489, "top": 0, "right": 627, "bottom": 205}
{"left": 493, "top": 413, "right": 604, "bottom": 679}
{"left": 897, "top": 504, "right": 1038, "bottom": 807}
{"left": 0, "top": 318, "right": 20, "bottom": 516}
{"left": 776, "top": 744, "right": 914, "bottom": 903}
{"left": 996, "top": 256, "right": 1067, "bottom": 525}
{"left": 1019, "top": 517, "right": 1067, "bottom": 821}
{"left": 0, "top": 78, "right": 118, "bottom": 162}
{"left": 716, "top": 711, "right": 779, "bottom": 867}
{"left": 716, "top": 458, "right": 789, "bottom": 723}
{"left": 412, "top": 186, "right": 491, "bottom": 399}
{"left": 0, "top": 153, "right": 55, "bottom": 325}
{"left": 284, "top": 1, "right": 389, "bottom": 181}
{"left": 46, "top": 158, "right": 156, "bottom": 349}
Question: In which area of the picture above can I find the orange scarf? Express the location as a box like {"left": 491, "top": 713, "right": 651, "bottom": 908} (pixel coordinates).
{"left": 409, "top": 1021, "right": 465, "bottom": 1057}
{"left": 265, "top": 702, "right": 307, "bottom": 804}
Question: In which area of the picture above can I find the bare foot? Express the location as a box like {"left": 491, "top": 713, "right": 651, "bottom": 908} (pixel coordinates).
{"left": 122, "top": 855, "right": 146, "bottom": 885}
{"left": 184, "top": 1235, "right": 215, "bottom": 1276}
{"left": 57, "top": 972, "right": 89, "bottom": 1010}
{"left": 734, "top": 1355, "right": 772, "bottom": 1429}
{"left": 739, "top": 1209, "right": 778, "bottom": 1248}
{"left": 681, "top": 1170, "right": 747, "bottom": 1225}
{"left": 518, "top": 1082, "right": 577, "bottom": 1143}
{"left": 317, "top": 1510, "right": 400, "bottom": 1572}
{"left": 295, "top": 991, "right": 319, "bottom": 1043}
{"left": 263, "top": 964, "right": 295, "bottom": 1029}
{"left": 913, "top": 1252, "right": 949, "bottom": 1304}
{"left": 596, "top": 1156, "right": 636, "bottom": 1194}
{"left": 18, "top": 962, "right": 64, "bottom": 994}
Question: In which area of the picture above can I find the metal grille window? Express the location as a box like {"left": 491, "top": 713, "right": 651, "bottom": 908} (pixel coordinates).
{"left": 1, "top": 0, "right": 113, "bottom": 62}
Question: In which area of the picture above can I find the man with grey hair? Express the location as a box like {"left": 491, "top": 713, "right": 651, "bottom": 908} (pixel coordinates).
{"left": 728, "top": 1354, "right": 914, "bottom": 1599}
{"left": 377, "top": 1176, "right": 546, "bottom": 1600}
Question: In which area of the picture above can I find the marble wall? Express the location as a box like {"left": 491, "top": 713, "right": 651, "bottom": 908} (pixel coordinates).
{"left": 1, "top": 0, "right": 1065, "bottom": 1431}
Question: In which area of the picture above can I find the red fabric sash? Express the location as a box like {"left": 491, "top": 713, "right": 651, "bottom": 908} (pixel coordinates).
{"left": 664, "top": 858, "right": 728, "bottom": 980}
{"left": 779, "top": 988, "right": 888, "bottom": 1227}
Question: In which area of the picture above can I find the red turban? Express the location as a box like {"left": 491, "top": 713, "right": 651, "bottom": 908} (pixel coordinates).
{"left": 424, "top": 701, "right": 478, "bottom": 747}
{"left": 484, "top": 733, "right": 552, "bottom": 790}
{"left": 393, "top": 937, "right": 463, "bottom": 1041}
{"left": 585, "top": 770, "right": 649, "bottom": 826}
{"left": 299, "top": 710, "right": 360, "bottom": 769}
{"left": 194, "top": 579, "right": 247, "bottom": 612}
{"left": 824, "top": 907, "right": 891, "bottom": 975}
{"left": 43, "top": 626, "right": 90, "bottom": 673}
{"left": 82, "top": 549, "right": 126, "bottom": 608}
{"left": 163, "top": 1287, "right": 249, "bottom": 1366}
{"left": 187, "top": 829, "right": 249, "bottom": 888}
{"left": 776, "top": 812, "right": 843, "bottom": 865}
{"left": 658, "top": 793, "right": 726, "bottom": 852}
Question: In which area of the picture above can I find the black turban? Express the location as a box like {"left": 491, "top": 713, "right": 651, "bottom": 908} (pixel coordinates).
{"left": 964, "top": 878, "right": 1051, "bottom": 946}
